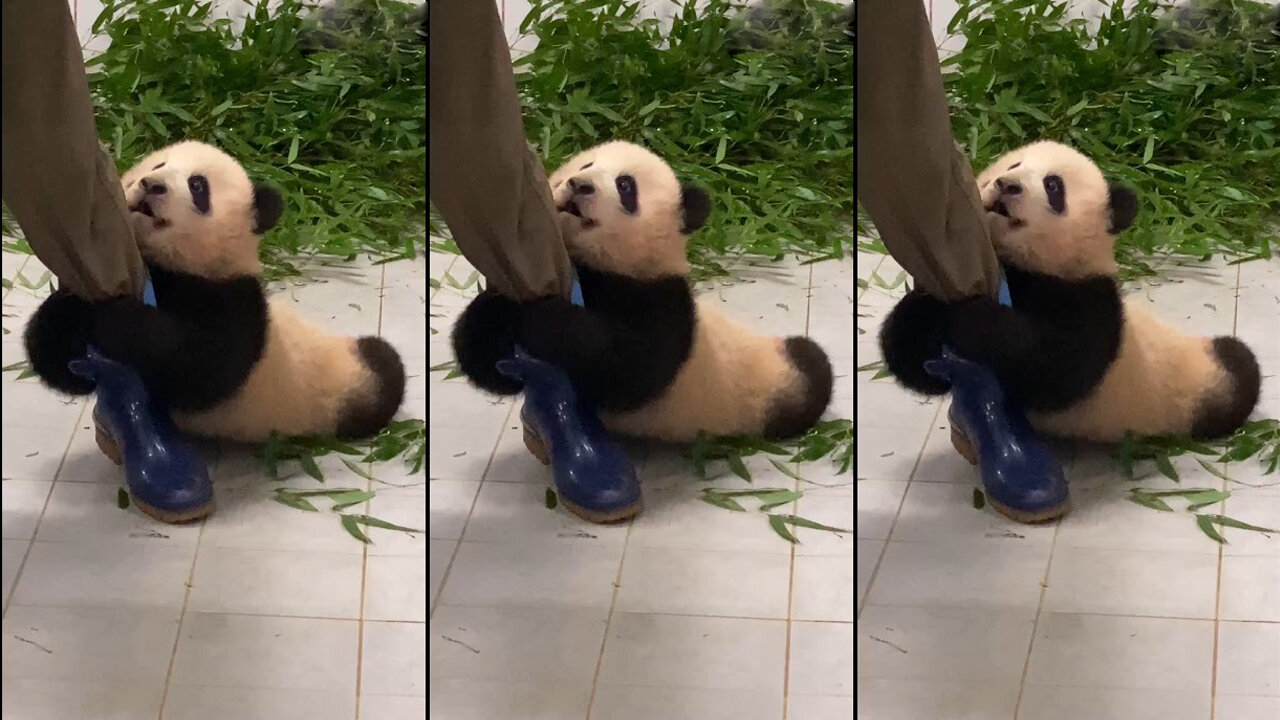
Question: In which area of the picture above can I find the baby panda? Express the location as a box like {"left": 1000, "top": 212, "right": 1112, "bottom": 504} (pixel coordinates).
{"left": 452, "top": 140, "right": 833, "bottom": 443}
{"left": 23, "top": 140, "right": 405, "bottom": 442}
{"left": 880, "top": 140, "right": 1260, "bottom": 443}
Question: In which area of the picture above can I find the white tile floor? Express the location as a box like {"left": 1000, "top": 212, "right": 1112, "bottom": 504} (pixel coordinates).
{"left": 428, "top": 248, "right": 857, "bottom": 719}
{"left": 2, "top": 247, "right": 428, "bottom": 719}
{"left": 855, "top": 249, "right": 1280, "bottom": 720}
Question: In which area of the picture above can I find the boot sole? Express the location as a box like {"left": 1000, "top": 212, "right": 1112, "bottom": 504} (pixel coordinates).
{"left": 96, "top": 426, "right": 215, "bottom": 524}
{"left": 522, "top": 426, "right": 641, "bottom": 524}
{"left": 950, "top": 426, "right": 1068, "bottom": 524}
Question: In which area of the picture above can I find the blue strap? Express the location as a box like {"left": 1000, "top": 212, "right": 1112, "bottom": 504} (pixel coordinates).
{"left": 997, "top": 278, "right": 1012, "bottom": 308}
{"left": 570, "top": 277, "right": 584, "bottom": 308}
{"left": 142, "top": 274, "right": 157, "bottom": 307}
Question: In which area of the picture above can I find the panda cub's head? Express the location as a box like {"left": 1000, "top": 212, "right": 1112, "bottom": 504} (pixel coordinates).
{"left": 120, "top": 140, "right": 284, "bottom": 278}
{"left": 548, "top": 140, "right": 711, "bottom": 278}
{"left": 975, "top": 140, "right": 1138, "bottom": 279}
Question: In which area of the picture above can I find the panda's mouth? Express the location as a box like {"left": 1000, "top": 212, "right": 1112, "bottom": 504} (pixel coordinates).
{"left": 558, "top": 198, "right": 597, "bottom": 228}
{"left": 986, "top": 198, "right": 1024, "bottom": 229}
{"left": 130, "top": 199, "right": 169, "bottom": 228}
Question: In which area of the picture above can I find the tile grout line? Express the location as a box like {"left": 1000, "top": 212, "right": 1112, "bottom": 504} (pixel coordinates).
{"left": 2, "top": 399, "right": 90, "bottom": 621}
{"left": 156, "top": 490, "right": 213, "bottom": 719}
{"left": 781, "top": 260, "right": 818, "bottom": 719}
{"left": 583, "top": 495, "right": 638, "bottom": 720}
{"left": 428, "top": 399, "right": 516, "bottom": 621}
{"left": 855, "top": 400, "right": 941, "bottom": 622}
{"left": 1210, "top": 261, "right": 1244, "bottom": 719}
{"left": 355, "top": 260, "right": 392, "bottom": 719}
{"left": 1011, "top": 516, "right": 1063, "bottom": 719}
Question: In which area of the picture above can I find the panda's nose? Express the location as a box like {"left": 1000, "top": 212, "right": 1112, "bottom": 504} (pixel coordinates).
{"left": 996, "top": 178, "right": 1022, "bottom": 196}
{"left": 568, "top": 177, "right": 594, "bottom": 196}
{"left": 141, "top": 177, "right": 167, "bottom": 196}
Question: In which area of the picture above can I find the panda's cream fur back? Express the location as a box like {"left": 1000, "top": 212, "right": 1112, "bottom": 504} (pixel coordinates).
{"left": 1030, "top": 306, "right": 1236, "bottom": 441}
{"left": 172, "top": 305, "right": 381, "bottom": 441}
{"left": 601, "top": 304, "right": 807, "bottom": 441}
{"left": 972, "top": 140, "right": 1259, "bottom": 442}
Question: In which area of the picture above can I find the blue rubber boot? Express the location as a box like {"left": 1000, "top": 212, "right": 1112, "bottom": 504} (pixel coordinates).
{"left": 923, "top": 280, "right": 1069, "bottom": 523}
{"left": 496, "top": 344, "right": 641, "bottom": 523}
{"left": 69, "top": 278, "right": 214, "bottom": 523}
{"left": 497, "top": 348, "right": 641, "bottom": 523}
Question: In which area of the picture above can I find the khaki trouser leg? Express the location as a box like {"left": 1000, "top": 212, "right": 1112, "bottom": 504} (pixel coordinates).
{"left": 428, "top": 0, "right": 574, "bottom": 302}
{"left": 856, "top": 0, "right": 1002, "bottom": 301}
{"left": 2, "top": 0, "right": 145, "bottom": 301}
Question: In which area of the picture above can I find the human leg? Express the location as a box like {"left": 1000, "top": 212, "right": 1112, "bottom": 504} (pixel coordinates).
{"left": 428, "top": 0, "right": 574, "bottom": 302}
{"left": 856, "top": 0, "right": 1002, "bottom": 302}
{"left": 429, "top": 0, "right": 640, "bottom": 522}
{"left": 858, "top": 0, "right": 1068, "bottom": 522}
{"left": 1, "top": 0, "right": 146, "bottom": 301}
{"left": 4, "top": 0, "right": 212, "bottom": 523}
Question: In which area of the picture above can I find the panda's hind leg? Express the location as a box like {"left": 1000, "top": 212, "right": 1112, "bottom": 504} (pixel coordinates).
{"left": 335, "top": 336, "right": 407, "bottom": 439}
{"left": 762, "top": 336, "right": 834, "bottom": 439}
{"left": 1190, "top": 336, "right": 1261, "bottom": 439}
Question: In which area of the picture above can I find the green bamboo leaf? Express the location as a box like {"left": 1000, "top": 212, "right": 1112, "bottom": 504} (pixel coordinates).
{"left": 298, "top": 454, "right": 324, "bottom": 482}
{"left": 1199, "top": 513, "right": 1279, "bottom": 535}
{"left": 277, "top": 487, "right": 364, "bottom": 498}
{"left": 348, "top": 514, "right": 424, "bottom": 534}
{"left": 752, "top": 490, "right": 803, "bottom": 507}
{"left": 1195, "top": 514, "right": 1227, "bottom": 543}
{"left": 769, "top": 458, "right": 804, "bottom": 481}
{"left": 1197, "top": 459, "right": 1231, "bottom": 480}
{"left": 773, "top": 513, "right": 850, "bottom": 534}
{"left": 768, "top": 514, "right": 799, "bottom": 543}
{"left": 701, "top": 494, "right": 746, "bottom": 512}
{"left": 1128, "top": 494, "right": 1174, "bottom": 512}
{"left": 274, "top": 494, "right": 319, "bottom": 512}
{"left": 342, "top": 458, "right": 377, "bottom": 481}
{"left": 341, "top": 514, "right": 372, "bottom": 543}
{"left": 726, "top": 454, "right": 752, "bottom": 481}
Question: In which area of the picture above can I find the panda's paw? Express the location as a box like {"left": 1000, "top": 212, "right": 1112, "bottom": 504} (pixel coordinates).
{"left": 878, "top": 289, "right": 952, "bottom": 395}
{"left": 451, "top": 289, "right": 524, "bottom": 395}
{"left": 22, "top": 289, "right": 97, "bottom": 395}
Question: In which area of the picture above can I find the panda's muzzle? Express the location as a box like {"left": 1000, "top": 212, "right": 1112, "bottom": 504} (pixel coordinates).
{"left": 985, "top": 189, "right": 1025, "bottom": 229}
{"left": 129, "top": 197, "right": 170, "bottom": 228}
{"left": 128, "top": 176, "right": 172, "bottom": 227}
{"left": 557, "top": 190, "right": 597, "bottom": 228}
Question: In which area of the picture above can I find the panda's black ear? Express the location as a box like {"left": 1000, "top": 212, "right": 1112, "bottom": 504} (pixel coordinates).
{"left": 680, "top": 183, "right": 711, "bottom": 234}
{"left": 1107, "top": 183, "right": 1138, "bottom": 234}
{"left": 252, "top": 184, "right": 284, "bottom": 234}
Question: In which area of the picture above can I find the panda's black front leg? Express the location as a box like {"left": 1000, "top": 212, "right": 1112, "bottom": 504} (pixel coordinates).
{"left": 518, "top": 297, "right": 611, "bottom": 371}
{"left": 945, "top": 297, "right": 1037, "bottom": 376}
{"left": 90, "top": 297, "right": 186, "bottom": 384}
{"left": 517, "top": 297, "right": 625, "bottom": 404}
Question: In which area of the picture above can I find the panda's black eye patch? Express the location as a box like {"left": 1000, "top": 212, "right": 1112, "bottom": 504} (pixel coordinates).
{"left": 1043, "top": 174, "right": 1066, "bottom": 214}
{"left": 188, "top": 174, "right": 211, "bottom": 214}
{"left": 616, "top": 174, "right": 638, "bottom": 214}
{"left": 1009, "top": 162, "right": 1021, "bottom": 169}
